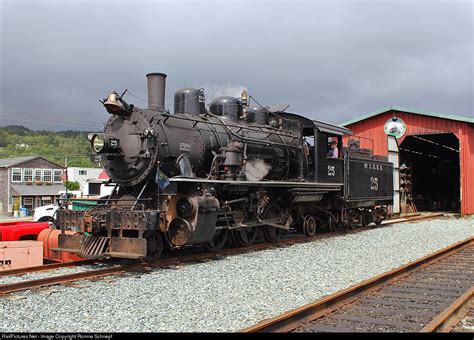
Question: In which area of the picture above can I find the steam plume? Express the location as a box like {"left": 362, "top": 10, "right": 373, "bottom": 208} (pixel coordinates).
{"left": 244, "top": 159, "right": 271, "bottom": 181}
{"left": 203, "top": 84, "right": 247, "bottom": 102}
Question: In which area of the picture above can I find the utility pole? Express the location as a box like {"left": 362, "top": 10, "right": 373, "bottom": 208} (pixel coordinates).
{"left": 64, "top": 154, "right": 68, "bottom": 201}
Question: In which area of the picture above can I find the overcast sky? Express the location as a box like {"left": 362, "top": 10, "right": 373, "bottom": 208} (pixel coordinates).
{"left": 0, "top": 0, "right": 472, "bottom": 131}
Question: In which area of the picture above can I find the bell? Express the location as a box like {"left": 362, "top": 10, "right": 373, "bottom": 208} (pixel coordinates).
{"left": 103, "top": 92, "right": 123, "bottom": 113}
{"left": 240, "top": 89, "right": 248, "bottom": 107}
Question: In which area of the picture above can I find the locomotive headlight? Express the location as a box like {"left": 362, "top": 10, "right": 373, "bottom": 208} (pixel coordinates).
{"left": 92, "top": 135, "right": 105, "bottom": 153}
{"left": 89, "top": 134, "right": 120, "bottom": 153}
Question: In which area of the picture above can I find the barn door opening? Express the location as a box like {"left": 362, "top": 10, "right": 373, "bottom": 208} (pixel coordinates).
{"left": 399, "top": 133, "right": 460, "bottom": 213}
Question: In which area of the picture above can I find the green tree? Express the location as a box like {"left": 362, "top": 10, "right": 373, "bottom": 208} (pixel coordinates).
{"left": 65, "top": 181, "right": 80, "bottom": 191}
{"left": 0, "top": 125, "right": 99, "bottom": 168}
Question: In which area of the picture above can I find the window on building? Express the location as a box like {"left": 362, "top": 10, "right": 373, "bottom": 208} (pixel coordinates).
{"left": 43, "top": 169, "right": 52, "bottom": 182}
{"left": 53, "top": 169, "right": 63, "bottom": 183}
{"left": 12, "top": 168, "right": 22, "bottom": 182}
{"left": 23, "top": 197, "right": 33, "bottom": 210}
{"left": 88, "top": 183, "right": 101, "bottom": 196}
{"left": 34, "top": 169, "right": 42, "bottom": 182}
{"left": 41, "top": 197, "right": 52, "bottom": 205}
{"left": 79, "top": 170, "right": 87, "bottom": 176}
{"left": 23, "top": 168, "right": 33, "bottom": 182}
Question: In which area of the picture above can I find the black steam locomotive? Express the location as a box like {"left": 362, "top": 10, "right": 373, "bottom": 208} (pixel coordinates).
{"left": 56, "top": 73, "right": 393, "bottom": 261}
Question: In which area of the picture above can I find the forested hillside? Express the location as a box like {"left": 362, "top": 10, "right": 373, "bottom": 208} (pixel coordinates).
{"left": 0, "top": 125, "right": 97, "bottom": 167}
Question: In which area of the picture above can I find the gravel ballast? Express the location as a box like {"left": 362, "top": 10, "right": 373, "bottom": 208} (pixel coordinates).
{"left": 1, "top": 216, "right": 473, "bottom": 332}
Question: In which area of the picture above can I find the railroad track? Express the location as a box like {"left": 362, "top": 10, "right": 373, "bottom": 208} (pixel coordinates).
{"left": 242, "top": 236, "right": 473, "bottom": 333}
{"left": 0, "top": 259, "right": 97, "bottom": 278}
{"left": 0, "top": 212, "right": 445, "bottom": 296}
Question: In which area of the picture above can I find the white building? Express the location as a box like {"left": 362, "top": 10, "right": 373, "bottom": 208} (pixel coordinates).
{"left": 82, "top": 179, "right": 114, "bottom": 197}
{"left": 66, "top": 167, "right": 102, "bottom": 190}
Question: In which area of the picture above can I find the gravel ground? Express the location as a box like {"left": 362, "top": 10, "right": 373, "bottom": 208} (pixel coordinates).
{"left": 1, "top": 216, "right": 472, "bottom": 332}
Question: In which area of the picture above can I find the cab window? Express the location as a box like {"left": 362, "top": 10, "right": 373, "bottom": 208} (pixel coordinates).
{"left": 327, "top": 136, "right": 341, "bottom": 159}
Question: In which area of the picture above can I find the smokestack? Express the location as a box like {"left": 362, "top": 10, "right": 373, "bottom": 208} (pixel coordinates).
{"left": 146, "top": 72, "right": 167, "bottom": 111}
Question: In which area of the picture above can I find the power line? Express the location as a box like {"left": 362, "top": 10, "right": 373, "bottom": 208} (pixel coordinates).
{"left": 126, "top": 88, "right": 242, "bottom": 108}
{"left": 1, "top": 115, "right": 103, "bottom": 130}
{"left": 0, "top": 153, "right": 93, "bottom": 158}
{"left": 0, "top": 106, "right": 106, "bottom": 124}
{"left": 0, "top": 140, "right": 90, "bottom": 147}
{"left": 127, "top": 89, "right": 202, "bottom": 107}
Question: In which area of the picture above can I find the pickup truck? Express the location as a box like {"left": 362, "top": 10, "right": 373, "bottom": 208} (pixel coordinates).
{"left": 33, "top": 204, "right": 60, "bottom": 222}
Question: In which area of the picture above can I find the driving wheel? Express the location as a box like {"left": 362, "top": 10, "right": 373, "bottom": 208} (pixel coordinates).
{"left": 233, "top": 227, "right": 259, "bottom": 246}
{"left": 262, "top": 204, "right": 284, "bottom": 243}
{"left": 144, "top": 230, "right": 164, "bottom": 262}
{"left": 203, "top": 229, "right": 229, "bottom": 251}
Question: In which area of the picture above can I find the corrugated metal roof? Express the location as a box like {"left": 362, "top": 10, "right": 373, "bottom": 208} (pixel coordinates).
{"left": 339, "top": 106, "right": 474, "bottom": 127}
{"left": 0, "top": 156, "right": 39, "bottom": 168}
{"left": 11, "top": 184, "right": 66, "bottom": 196}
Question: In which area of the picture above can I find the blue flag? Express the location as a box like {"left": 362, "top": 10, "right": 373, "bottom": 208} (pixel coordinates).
{"left": 155, "top": 170, "right": 170, "bottom": 189}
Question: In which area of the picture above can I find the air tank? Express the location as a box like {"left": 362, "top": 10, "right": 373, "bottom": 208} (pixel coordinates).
{"left": 174, "top": 88, "right": 205, "bottom": 115}
{"left": 209, "top": 96, "right": 242, "bottom": 122}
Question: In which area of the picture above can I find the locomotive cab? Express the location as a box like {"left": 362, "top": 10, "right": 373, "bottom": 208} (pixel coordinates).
{"left": 278, "top": 113, "right": 351, "bottom": 184}
{"left": 315, "top": 130, "right": 344, "bottom": 184}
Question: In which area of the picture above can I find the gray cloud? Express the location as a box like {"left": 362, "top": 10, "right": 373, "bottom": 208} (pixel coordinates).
{"left": 0, "top": 0, "right": 472, "bottom": 131}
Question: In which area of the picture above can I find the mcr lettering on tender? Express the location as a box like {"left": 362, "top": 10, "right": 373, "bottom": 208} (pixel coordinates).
{"left": 364, "top": 163, "right": 383, "bottom": 171}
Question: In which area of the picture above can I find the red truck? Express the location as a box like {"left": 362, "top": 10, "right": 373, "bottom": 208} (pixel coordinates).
{"left": 0, "top": 221, "right": 50, "bottom": 241}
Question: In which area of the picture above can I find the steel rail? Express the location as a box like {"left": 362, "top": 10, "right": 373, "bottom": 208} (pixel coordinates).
{"left": 0, "top": 213, "right": 443, "bottom": 287}
{"left": 241, "top": 236, "right": 473, "bottom": 333}
{"left": 0, "top": 232, "right": 355, "bottom": 295}
{"left": 0, "top": 215, "right": 448, "bottom": 296}
{"left": 420, "top": 287, "right": 473, "bottom": 332}
{"left": 0, "top": 259, "right": 97, "bottom": 278}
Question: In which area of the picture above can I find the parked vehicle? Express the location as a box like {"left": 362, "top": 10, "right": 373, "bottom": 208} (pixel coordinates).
{"left": 0, "top": 221, "right": 50, "bottom": 241}
{"left": 32, "top": 191, "right": 80, "bottom": 222}
{"left": 33, "top": 204, "right": 59, "bottom": 222}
